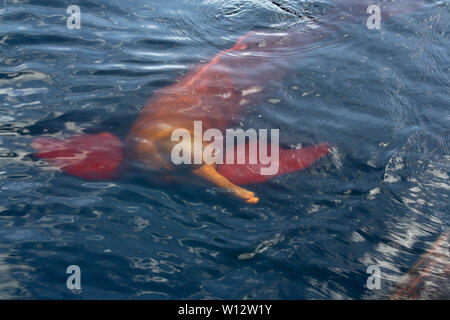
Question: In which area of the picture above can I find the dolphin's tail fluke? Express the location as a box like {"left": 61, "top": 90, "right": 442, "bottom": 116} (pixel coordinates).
{"left": 217, "top": 143, "right": 331, "bottom": 185}
{"left": 32, "top": 132, "right": 123, "bottom": 180}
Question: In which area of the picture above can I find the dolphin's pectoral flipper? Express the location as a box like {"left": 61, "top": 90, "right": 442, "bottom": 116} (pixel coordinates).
{"left": 193, "top": 164, "right": 259, "bottom": 204}
{"left": 217, "top": 142, "right": 331, "bottom": 185}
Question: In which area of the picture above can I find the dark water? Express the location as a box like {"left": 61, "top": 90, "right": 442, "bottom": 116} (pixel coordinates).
{"left": 0, "top": 0, "right": 449, "bottom": 299}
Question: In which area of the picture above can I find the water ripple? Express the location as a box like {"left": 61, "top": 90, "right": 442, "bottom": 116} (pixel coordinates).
{"left": 0, "top": 0, "right": 448, "bottom": 299}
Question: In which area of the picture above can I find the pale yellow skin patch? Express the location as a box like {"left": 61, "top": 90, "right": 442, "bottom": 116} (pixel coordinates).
{"left": 132, "top": 120, "right": 259, "bottom": 204}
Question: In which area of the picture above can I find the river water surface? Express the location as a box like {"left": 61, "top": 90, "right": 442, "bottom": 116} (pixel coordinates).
{"left": 0, "top": 0, "right": 449, "bottom": 299}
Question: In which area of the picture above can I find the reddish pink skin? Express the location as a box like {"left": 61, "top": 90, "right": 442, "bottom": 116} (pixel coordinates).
{"left": 32, "top": 31, "right": 331, "bottom": 184}
{"left": 32, "top": 133, "right": 329, "bottom": 184}
{"left": 217, "top": 143, "right": 331, "bottom": 185}
{"left": 32, "top": 133, "right": 122, "bottom": 180}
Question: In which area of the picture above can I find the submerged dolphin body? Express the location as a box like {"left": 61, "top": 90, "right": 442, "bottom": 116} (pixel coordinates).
{"left": 33, "top": 133, "right": 330, "bottom": 184}
{"left": 32, "top": 1, "right": 427, "bottom": 203}
{"left": 32, "top": 29, "right": 332, "bottom": 203}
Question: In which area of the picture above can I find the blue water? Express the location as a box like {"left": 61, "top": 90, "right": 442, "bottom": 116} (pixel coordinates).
{"left": 0, "top": 0, "right": 449, "bottom": 299}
